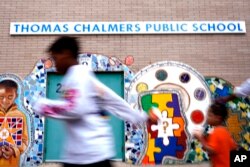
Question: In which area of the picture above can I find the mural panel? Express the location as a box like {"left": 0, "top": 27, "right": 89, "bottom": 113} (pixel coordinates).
{"left": 205, "top": 77, "right": 250, "bottom": 151}
{"left": 0, "top": 56, "right": 248, "bottom": 166}
{"left": 20, "top": 53, "right": 134, "bottom": 166}
{"left": 140, "top": 91, "right": 189, "bottom": 164}
{"left": 0, "top": 74, "right": 33, "bottom": 167}
{"left": 125, "top": 61, "right": 212, "bottom": 164}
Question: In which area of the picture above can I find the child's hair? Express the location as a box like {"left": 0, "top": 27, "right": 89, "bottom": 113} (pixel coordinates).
{"left": 47, "top": 36, "right": 80, "bottom": 59}
{"left": 0, "top": 80, "right": 18, "bottom": 90}
{"left": 209, "top": 102, "right": 229, "bottom": 121}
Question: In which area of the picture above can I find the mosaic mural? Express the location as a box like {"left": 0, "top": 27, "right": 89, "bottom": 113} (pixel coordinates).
{"left": 0, "top": 55, "right": 248, "bottom": 166}
{"left": 22, "top": 53, "right": 133, "bottom": 166}
{"left": 125, "top": 61, "right": 212, "bottom": 164}
{"left": 0, "top": 74, "right": 35, "bottom": 167}
{"left": 205, "top": 77, "right": 250, "bottom": 151}
{"left": 140, "top": 91, "right": 189, "bottom": 164}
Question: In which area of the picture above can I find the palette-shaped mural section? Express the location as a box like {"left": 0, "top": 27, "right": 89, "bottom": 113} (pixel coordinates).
{"left": 140, "top": 90, "right": 189, "bottom": 164}
{"left": 125, "top": 61, "right": 212, "bottom": 164}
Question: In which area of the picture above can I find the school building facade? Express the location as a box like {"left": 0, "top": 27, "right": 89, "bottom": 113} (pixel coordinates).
{"left": 0, "top": 0, "right": 249, "bottom": 166}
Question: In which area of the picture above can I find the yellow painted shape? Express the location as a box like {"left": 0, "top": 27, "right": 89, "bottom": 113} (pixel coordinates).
{"left": 243, "top": 132, "right": 250, "bottom": 143}
{"left": 152, "top": 93, "right": 173, "bottom": 117}
{"left": 210, "top": 84, "right": 216, "bottom": 92}
{"left": 145, "top": 134, "right": 161, "bottom": 162}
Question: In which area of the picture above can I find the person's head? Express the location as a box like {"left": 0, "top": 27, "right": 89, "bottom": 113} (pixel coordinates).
{"left": 47, "top": 36, "right": 80, "bottom": 74}
{"left": 206, "top": 102, "right": 228, "bottom": 126}
{"left": 0, "top": 80, "right": 18, "bottom": 111}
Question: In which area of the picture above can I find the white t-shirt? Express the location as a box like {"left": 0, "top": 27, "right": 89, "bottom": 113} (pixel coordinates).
{"left": 34, "top": 65, "right": 148, "bottom": 164}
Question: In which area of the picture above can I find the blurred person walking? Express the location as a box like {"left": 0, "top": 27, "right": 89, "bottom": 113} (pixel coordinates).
{"left": 34, "top": 36, "right": 157, "bottom": 167}
{"left": 193, "top": 102, "right": 238, "bottom": 167}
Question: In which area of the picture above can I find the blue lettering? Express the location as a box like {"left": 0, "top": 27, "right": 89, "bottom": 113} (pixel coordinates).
{"left": 92, "top": 24, "right": 100, "bottom": 32}
{"left": 237, "top": 23, "right": 243, "bottom": 31}
{"left": 14, "top": 24, "right": 20, "bottom": 32}
{"left": 135, "top": 24, "right": 140, "bottom": 32}
{"left": 208, "top": 23, "right": 216, "bottom": 31}
{"left": 181, "top": 24, "right": 187, "bottom": 31}
{"left": 227, "top": 23, "right": 236, "bottom": 32}
{"left": 200, "top": 23, "right": 207, "bottom": 31}
{"left": 41, "top": 24, "right": 51, "bottom": 32}
{"left": 176, "top": 24, "right": 180, "bottom": 31}
{"left": 170, "top": 24, "right": 176, "bottom": 31}
{"left": 74, "top": 24, "right": 81, "bottom": 32}
{"left": 192, "top": 23, "right": 199, "bottom": 31}
{"left": 217, "top": 23, "right": 226, "bottom": 31}
{"left": 21, "top": 24, "right": 29, "bottom": 32}
{"left": 120, "top": 24, "right": 125, "bottom": 32}
{"left": 82, "top": 24, "right": 91, "bottom": 32}
{"left": 53, "top": 24, "right": 61, "bottom": 32}
{"left": 126, "top": 24, "right": 133, "bottom": 32}
{"left": 108, "top": 24, "right": 118, "bottom": 32}
{"left": 146, "top": 24, "right": 152, "bottom": 31}
{"left": 63, "top": 24, "right": 69, "bottom": 32}
{"left": 163, "top": 24, "right": 169, "bottom": 31}
{"left": 101, "top": 24, "right": 107, "bottom": 32}
{"left": 31, "top": 24, "right": 39, "bottom": 32}
{"left": 154, "top": 24, "right": 161, "bottom": 32}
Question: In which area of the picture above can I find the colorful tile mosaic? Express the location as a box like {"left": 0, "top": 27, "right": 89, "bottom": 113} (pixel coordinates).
{"left": 0, "top": 74, "right": 35, "bottom": 166}
{"left": 1, "top": 58, "right": 249, "bottom": 166}
{"left": 21, "top": 54, "right": 133, "bottom": 166}
{"left": 205, "top": 77, "right": 250, "bottom": 151}
{"left": 125, "top": 61, "right": 212, "bottom": 165}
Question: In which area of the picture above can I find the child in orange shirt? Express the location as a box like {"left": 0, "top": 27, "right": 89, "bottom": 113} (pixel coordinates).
{"left": 193, "top": 102, "right": 237, "bottom": 167}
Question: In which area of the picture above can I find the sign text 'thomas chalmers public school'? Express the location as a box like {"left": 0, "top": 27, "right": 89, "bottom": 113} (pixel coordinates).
{"left": 10, "top": 21, "right": 246, "bottom": 35}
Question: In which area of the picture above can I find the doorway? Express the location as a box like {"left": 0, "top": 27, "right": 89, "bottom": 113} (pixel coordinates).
{"left": 44, "top": 71, "right": 125, "bottom": 161}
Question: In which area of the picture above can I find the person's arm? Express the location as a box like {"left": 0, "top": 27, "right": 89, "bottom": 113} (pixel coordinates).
{"left": 215, "top": 78, "right": 250, "bottom": 104}
{"left": 33, "top": 70, "right": 90, "bottom": 119}
{"left": 193, "top": 130, "right": 215, "bottom": 155}
{"left": 33, "top": 88, "right": 82, "bottom": 119}
{"left": 234, "top": 78, "right": 250, "bottom": 98}
{"left": 92, "top": 76, "right": 157, "bottom": 124}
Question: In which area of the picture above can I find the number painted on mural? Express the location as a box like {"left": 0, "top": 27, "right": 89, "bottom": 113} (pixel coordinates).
{"left": 56, "top": 83, "right": 64, "bottom": 94}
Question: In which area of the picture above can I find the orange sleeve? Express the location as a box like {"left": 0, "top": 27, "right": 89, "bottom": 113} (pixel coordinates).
{"left": 206, "top": 128, "right": 221, "bottom": 154}
{"left": 229, "top": 135, "right": 237, "bottom": 150}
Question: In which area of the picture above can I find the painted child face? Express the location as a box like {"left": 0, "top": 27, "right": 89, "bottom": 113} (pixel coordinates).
{"left": 0, "top": 86, "right": 17, "bottom": 111}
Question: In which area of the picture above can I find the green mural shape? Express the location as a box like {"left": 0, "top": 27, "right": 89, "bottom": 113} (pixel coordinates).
{"left": 141, "top": 94, "right": 159, "bottom": 114}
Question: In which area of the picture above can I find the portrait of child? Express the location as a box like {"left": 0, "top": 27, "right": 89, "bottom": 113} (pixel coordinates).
{"left": 0, "top": 79, "right": 29, "bottom": 167}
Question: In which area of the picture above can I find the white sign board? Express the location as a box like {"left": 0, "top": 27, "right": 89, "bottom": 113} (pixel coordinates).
{"left": 10, "top": 21, "right": 246, "bottom": 35}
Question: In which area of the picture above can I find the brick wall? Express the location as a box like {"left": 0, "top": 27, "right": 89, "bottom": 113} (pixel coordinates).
{"left": 0, "top": 0, "right": 249, "bottom": 85}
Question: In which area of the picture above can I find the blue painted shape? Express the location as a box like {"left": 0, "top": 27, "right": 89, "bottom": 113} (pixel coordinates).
{"left": 154, "top": 137, "right": 184, "bottom": 164}
{"left": 166, "top": 93, "right": 181, "bottom": 117}
{"left": 215, "top": 86, "right": 230, "bottom": 97}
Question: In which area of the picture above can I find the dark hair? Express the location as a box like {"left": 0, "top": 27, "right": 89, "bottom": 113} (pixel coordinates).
{"left": 47, "top": 36, "right": 80, "bottom": 59}
{"left": 209, "top": 102, "right": 228, "bottom": 121}
{"left": 0, "top": 80, "right": 18, "bottom": 90}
